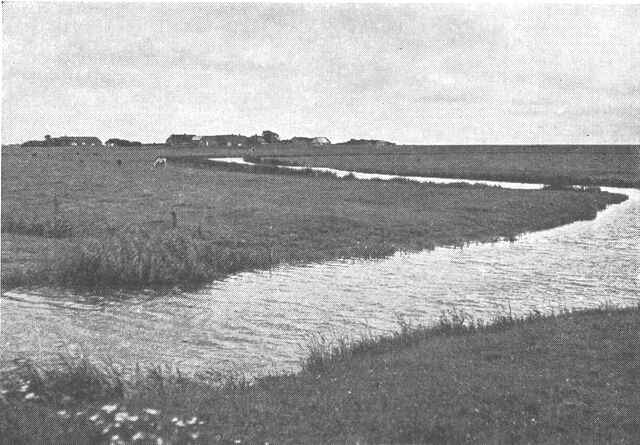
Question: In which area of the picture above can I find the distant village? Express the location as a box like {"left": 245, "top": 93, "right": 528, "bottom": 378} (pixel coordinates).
{"left": 20, "top": 132, "right": 395, "bottom": 148}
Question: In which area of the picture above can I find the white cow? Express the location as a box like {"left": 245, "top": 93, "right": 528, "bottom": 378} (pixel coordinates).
{"left": 153, "top": 157, "right": 167, "bottom": 168}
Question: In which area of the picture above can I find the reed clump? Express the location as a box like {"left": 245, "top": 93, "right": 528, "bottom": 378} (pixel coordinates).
{"left": 1, "top": 212, "right": 75, "bottom": 239}
{"left": 42, "top": 226, "right": 274, "bottom": 287}
{"left": 243, "top": 155, "right": 301, "bottom": 166}
{"left": 4, "top": 304, "right": 639, "bottom": 444}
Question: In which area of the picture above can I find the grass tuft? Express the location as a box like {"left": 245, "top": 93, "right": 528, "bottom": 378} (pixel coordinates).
{"left": 1, "top": 212, "right": 75, "bottom": 238}
{"left": 2, "top": 304, "right": 640, "bottom": 444}
{"left": 40, "top": 226, "right": 276, "bottom": 287}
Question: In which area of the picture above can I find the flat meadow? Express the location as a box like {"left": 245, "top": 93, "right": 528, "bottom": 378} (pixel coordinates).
{"left": 1, "top": 144, "right": 627, "bottom": 290}
{"left": 244, "top": 143, "right": 640, "bottom": 188}
{"left": 1, "top": 143, "right": 637, "bottom": 444}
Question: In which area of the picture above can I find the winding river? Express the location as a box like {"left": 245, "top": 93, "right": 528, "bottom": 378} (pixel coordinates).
{"left": 1, "top": 162, "right": 638, "bottom": 377}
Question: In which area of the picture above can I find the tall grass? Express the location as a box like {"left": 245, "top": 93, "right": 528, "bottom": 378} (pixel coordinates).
{"left": 42, "top": 226, "right": 276, "bottom": 287}
{"left": 243, "top": 155, "right": 301, "bottom": 166}
{"left": 3, "top": 304, "right": 639, "bottom": 444}
{"left": 1, "top": 212, "right": 75, "bottom": 238}
{"left": 303, "top": 307, "right": 536, "bottom": 373}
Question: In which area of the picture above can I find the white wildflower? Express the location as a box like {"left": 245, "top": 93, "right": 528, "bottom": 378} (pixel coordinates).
{"left": 24, "top": 393, "right": 36, "bottom": 400}
{"left": 156, "top": 438, "right": 163, "bottom": 445}
{"left": 144, "top": 408, "right": 160, "bottom": 416}
{"left": 57, "top": 410, "right": 68, "bottom": 417}
{"left": 102, "top": 404, "right": 119, "bottom": 413}
{"left": 171, "top": 417, "right": 178, "bottom": 423}
{"left": 176, "top": 420, "right": 185, "bottom": 427}
{"left": 114, "top": 412, "right": 128, "bottom": 422}
{"left": 128, "top": 414, "right": 139, "bottom": 422}
{"left": 132, "top": 432, "right": 144, "bottom": 441}
{"left": 20, "top": 385, "right": 29, "bottom": 392}
{"left": 89, "top": 414, "right": 100, "bottom": 422}
{"left": 186, "top": 416, "right": 197, "bottom": 425}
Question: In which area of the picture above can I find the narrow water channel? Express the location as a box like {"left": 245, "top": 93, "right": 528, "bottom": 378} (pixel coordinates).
{"left": 1, "top": 164, "right": 638, "bottom": 377}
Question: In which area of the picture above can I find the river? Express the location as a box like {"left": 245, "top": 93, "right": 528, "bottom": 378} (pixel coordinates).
{"left": 1, "top": 163, "right": 638, "bottom": 376}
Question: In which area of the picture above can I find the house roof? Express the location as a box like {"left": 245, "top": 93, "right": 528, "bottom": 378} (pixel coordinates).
{"left": 201, "top": 135, "right": 249, "bottom": 144}
{"left": 53, "top": 136, "right": 102, "bottom": 144}
{"left": 167, "top": 134, "right": 196, "bottom": 143}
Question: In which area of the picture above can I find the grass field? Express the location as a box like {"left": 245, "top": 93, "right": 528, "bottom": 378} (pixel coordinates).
{"left": 1, "top": 145, "right": 626, "bottom": 290}
{"left": 3, "top": 305, "right": 639, "bottom": 444}
{"left": 242, "top": 143, "right": 640, "bottom": 188}
{"left": 1, "top": 145, "right": 636, "bottom": 443}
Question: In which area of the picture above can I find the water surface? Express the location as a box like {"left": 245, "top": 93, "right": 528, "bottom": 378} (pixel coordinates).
{"left": 1, "top": 168, "right": 637, "bottom": 376}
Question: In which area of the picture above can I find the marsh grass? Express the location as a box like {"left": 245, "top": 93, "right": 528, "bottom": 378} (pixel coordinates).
{"left": 243, "top": 155, "right": 301, "bottom": 166}
{"left": 1, "top": 212, "right": 75, "bottom": 238}
{"left": 41, "top": 226, "right": 276, "bottom": 287}
{"left": 199, "top": 158, "right": 343, "bottom": 180}
{"left": 2, "top": 146, "right": 629, "bottom": 290}
{"left": 3, "top": 304, "right": 640, "bottom": 444}
{"left": 1, "top": 357, "right": 124, "bottom": 405}
{"left": 303, "top": 307, "right": 524, "bottom": 374}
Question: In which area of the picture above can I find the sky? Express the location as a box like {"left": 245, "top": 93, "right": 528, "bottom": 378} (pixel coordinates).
{"left": 2, "top": 3, "right": 639, "bottom": 145}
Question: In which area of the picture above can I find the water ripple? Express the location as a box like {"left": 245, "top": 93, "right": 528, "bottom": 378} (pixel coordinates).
{"left": 1, "top": 182, "right": 638, "bottom": 376}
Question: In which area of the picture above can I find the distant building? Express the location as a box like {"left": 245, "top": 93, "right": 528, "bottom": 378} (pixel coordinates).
{"left": 53, "top": 136, "right": 102, "bottom": 146}
{"left": 106, "top": 138, "right": 142, "bottom": 147}
{"left": 338, "top": 139, "right": 394, "bottom": 146}
{"left": 22, "top": 136, "right": 102, "bottom": 147}
{"left": 248, "top": 135, "right": 267, "bottom": 145}
{"left": 289, "top": 137, "right": 314, "bottom": 145}
{"left": 199, "top": 135, "right": 249, "bottom": 147}
{"left": 22, "top": 140, "right": 46, "bottom": 147}
{"left": 166, "top": 134, "right": 196, "bottom": 147}
{"left": 311, "top": 137, "right": 331, "bottom": 146}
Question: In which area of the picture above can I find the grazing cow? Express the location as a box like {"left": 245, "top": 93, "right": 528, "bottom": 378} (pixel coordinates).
{"left": 153, "top": 157, "right": 167, "bottom": 168}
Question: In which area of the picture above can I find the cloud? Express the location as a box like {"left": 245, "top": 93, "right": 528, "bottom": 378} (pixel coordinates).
{"left": 3, "top": 3, "right": 639, "bottom": 144}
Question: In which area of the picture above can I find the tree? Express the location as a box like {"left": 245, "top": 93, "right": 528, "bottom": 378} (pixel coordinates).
{"left": 262, "top": 130, "right": 280, "bottom": 144}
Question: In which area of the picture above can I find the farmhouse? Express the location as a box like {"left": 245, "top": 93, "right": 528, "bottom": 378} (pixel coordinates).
{"left": 106, "top": 138, "right": 142, "bottom": 147}
{"left": 289, "top": 137, "right": 314, "bottom": 145}
{"left": 311, "top": 137, "right": 331, "bottom": 146}
{"left": 200, "top": 135, "right": 249, "bottom": 148}
{"left": 22, "top": 136, "right": 103, "bottom": 147}
{"left": 248, "top": 135, "right": 267, "bottom": 145}
{"left": 54, "top": 136, "right": 103, "bottom": 146}
{"left": 339, "top": 139, "right": 394, "bottom": 147}
{"left": 166, "top": 134, "right": 196, "bottom": 147}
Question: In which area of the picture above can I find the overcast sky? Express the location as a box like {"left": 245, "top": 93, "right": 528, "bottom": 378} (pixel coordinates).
{"left": 3, "top": 3, "right": 639, "bottom": 144}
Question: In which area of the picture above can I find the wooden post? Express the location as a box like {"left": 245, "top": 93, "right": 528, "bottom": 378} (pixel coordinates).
{"left": 171, "top": 211, "right": 177, "bottom": 228}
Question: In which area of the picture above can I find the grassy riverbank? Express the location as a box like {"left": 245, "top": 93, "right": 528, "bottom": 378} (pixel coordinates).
{"left": 240, "top": 143, "right": 640, "bottom": 188}
{"left": 1, "top": 146, "right": 628, "bottom": 290}
{"left": 3, "top": 304, "right": 639, "bottom": 444}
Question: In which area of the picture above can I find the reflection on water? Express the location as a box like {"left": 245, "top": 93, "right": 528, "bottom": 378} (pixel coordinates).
{"left": 1, "top": 176, "right": 638, "bottom": 376}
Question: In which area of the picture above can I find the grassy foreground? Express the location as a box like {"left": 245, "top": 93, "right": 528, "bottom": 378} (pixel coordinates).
{"left": 1, "top": 145, "right": 628, "bottom": 290}
{"left": 2, "top": 304, "right": 639, "bottom": 444}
